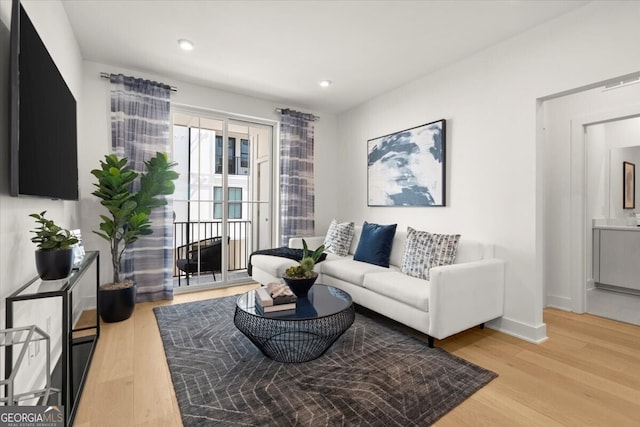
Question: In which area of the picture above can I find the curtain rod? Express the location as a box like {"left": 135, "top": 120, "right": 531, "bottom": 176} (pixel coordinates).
{"left": 100, "top": 72, "right": 177, "bottom": 92}
{"left": 275, "top": 108, "right": 320, "bottom": 121}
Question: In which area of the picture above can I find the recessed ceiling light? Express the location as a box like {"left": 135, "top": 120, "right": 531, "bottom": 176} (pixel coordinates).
{"left": 178, "top": 39, "right": 194, "bottom": 51}
{"left": 319, "top": 80, "right": 332, "bottom": 88}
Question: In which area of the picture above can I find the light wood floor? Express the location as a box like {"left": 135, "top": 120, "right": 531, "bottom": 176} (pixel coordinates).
{"left": 74, "top": 285, "right": 640, "bottom": 426}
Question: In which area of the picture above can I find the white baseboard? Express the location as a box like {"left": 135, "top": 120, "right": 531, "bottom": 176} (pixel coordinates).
{"left": 486, "top": 316, "right": 548, "bottom": 344}
{"left": 545, "top": 294, "right": 572, "bottom": 311}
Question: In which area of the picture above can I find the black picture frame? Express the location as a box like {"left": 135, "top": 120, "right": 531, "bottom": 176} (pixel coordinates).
{"left": 367, "top": 119, "right": 446, "bottom": 207}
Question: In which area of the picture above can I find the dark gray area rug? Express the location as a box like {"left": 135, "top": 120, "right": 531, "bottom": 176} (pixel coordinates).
{"left": 154, "top": 295, "right": 497, "bottom": 426}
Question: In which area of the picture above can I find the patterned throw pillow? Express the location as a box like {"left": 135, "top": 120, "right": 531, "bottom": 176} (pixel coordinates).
{"left": 401, "top": 227, "right": 432, "bottom": 279}
{"left": 401, "top": 227, "right": 461, "bottom": 280}
{"left": 324, "top": 219, "right": 355, "bottom": 256}
{"left": 424, "top": 233, "right": 461, "bottom": 280}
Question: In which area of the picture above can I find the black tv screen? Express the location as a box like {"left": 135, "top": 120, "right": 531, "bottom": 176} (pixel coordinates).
{"left": 10, "top": 0, "right": 79, "bottom": 200}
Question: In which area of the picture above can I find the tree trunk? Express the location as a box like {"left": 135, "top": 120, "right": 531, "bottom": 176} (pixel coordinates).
{"left": 111, "top": 238, "right": 121, "bottom": 284}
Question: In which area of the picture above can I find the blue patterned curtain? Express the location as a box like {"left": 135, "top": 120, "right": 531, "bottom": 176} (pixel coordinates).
{"left": 110, "top": 74, "right": 173, "bottom": 301}
{"left": 280, "top": 109, "right": 316, "bottom": 246}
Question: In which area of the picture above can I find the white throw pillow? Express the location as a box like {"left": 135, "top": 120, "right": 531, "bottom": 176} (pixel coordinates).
{"left": 324, "top": 219, "right": 355, "bottom": 256}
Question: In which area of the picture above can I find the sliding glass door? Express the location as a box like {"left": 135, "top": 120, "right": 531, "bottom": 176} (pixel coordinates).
{"left": 172, "top": 109, "right": 274, "bottom": 290}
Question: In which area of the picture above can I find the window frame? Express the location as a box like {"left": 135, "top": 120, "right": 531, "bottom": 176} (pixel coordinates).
{"left": 213, "top": 186, "right": 243, "bottom": 219}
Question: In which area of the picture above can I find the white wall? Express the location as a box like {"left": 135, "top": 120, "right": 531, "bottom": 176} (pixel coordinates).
{"left": 0, "top": 0, "right": 82, "bottom": 326}
{"left": 586, "top": 124, "right": 608, "bottom": 222}
{"left": 336, "top": 1, "right": 640, "bottom": 343}
{"left": 79, "top": 60, "right": 339, "bottom": 283}
{"left": 0, "top": 0, "right": 82, "bottom": 399}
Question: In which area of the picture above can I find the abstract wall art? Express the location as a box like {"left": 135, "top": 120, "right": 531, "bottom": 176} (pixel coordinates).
{"left": 367, "top": 119, "right": 446, "bottom": 207}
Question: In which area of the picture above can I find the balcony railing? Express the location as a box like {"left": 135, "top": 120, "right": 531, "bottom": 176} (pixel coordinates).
{"left": 173, "top": 220, "right": 251, "bottom": 282}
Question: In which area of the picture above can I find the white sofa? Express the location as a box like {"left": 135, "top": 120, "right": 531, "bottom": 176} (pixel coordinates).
{"left": 250, "top": 226, "right": 505, "bottom": 346}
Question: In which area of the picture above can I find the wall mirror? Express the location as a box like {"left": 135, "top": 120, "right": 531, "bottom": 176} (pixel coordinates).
{"left": 586, "top": 116, "right": 640, "bottom": 223}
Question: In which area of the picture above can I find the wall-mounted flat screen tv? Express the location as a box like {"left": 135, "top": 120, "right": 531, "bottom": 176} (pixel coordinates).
{"left": 10, "top": 0, "right": 79, "bottom": 200}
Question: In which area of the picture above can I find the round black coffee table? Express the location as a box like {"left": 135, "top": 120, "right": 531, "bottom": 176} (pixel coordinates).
{"left": 234, "top": 284, "right": 355, "bottom": 363}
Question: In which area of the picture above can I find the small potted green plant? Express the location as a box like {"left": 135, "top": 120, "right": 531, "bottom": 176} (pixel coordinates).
{"left": 30, "top": 211, "right": 79, "bottom": 280}
{"left": 283, "top": 239, "right": 325, "bottom": 297}
{"left": 92, "top": 152, "right": 178, "bottom": 322}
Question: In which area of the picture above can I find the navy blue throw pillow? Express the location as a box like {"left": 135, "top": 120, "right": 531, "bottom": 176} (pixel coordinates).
{"left": 353, "top": 222, "right": 397, "bottom": 267}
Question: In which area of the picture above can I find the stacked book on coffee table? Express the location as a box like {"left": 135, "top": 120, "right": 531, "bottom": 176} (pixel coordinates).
{"left": 255, "top": 283, "right": 297, "bottom": 315}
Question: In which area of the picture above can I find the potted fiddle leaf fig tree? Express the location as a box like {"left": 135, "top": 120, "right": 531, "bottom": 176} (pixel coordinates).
{"left": 30, "top": 211, "right": 78, "bottom": 280}
{"left": 91, "top": 152, "right": 178, "bottom": 322}
{"left": 283, "top": 239, "right": 325, "bottom": 297}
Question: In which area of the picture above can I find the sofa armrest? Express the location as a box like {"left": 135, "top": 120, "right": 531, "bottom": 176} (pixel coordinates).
{"left": 428, "top": 258, "right": 505, "bottom": 340}
{"left": 288, "top": 236, "right": 325, "bottom": 249}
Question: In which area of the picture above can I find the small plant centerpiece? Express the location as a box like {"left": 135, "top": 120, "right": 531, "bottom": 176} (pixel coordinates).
{"left": 91, "top": 152, "right": 178, "bottom": 322}
{"left": 282, "top": 239, "right": 325, "bottom": 297}
{"left": 30, "top": 211, "right": 79, "bottom": 280}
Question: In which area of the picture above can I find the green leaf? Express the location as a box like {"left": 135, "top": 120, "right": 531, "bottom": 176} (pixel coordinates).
{"left": 91, "top": 152, "right": 178, "bottom": 275}
{"left": 312, "top": 245, "right": 325, "bottom": 262}
{"left": 29, "top": 211, "right": 77, "bottom": 249}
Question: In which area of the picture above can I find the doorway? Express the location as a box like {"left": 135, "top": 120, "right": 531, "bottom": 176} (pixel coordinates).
{"left": 584, "top": 116, "right": 640, "bottom": 325}
{"left": 542, "top": 78, "right": 640, "bottom": 324}
{"left": 171, "top": 108, "right": 275, "bottom": 291}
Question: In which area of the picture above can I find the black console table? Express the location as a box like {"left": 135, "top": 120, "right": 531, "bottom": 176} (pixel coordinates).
{"left": 5, "top": 251, "right": 100, "bottom": 426}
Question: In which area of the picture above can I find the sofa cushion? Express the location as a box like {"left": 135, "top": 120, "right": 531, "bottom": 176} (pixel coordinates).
{"left": 323, "top": 252, "right": 344, "bottom": 262}
{"left": 321, "top": 258, "right": 391, "bottom": 286}
{"left": 353, "top": 221, "right": 397, "bottom": 267}
{"left": 363, "top": 271, "right": 430, "bottom": 312}
{"left": 349, "top": 226, "right": 363, "bottom": 255}
{"left": 388, "top": 229, "right": 406, "bottom": 268}
{"left": 323, "top": 219, "right": 354, "bottom": 256}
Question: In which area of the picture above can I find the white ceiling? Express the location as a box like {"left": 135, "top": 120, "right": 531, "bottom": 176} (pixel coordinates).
{"left": 61, "top": 0, "right": 589, "bottom": 114}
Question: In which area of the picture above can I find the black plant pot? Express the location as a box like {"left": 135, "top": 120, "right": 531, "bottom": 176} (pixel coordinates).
{"left": 283, "top": 274, "right": 318, "bottom": 298}
{"left": 99, "top": 283, "right": 136, "bottom": 323}
{"left": 35, "top": 248, "right": 73, "bottom": 280}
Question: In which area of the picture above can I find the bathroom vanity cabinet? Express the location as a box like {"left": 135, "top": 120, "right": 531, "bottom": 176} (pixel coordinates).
{"left": 593, "top": 226, "right": 640, "bottom": 292}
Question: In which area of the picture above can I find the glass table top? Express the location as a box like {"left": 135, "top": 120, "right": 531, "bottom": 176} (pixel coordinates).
{"left": 236, "top": 284, "right": 352, "bottom": 320}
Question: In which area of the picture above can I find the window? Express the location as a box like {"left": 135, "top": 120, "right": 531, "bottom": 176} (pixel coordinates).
{"left": 241, "top": 139, "right": 249, "bottom": 168}
{"left": 215, "top": 136, "right": 236, "bottom": 174}
{"left": 213, "top": 186, "right": 242, "bottom": 219}
{"left": 228, "top": 187, "right": 242, "bottom": 218}
{"left": 228, "top": 137, "right": 236, "bottom": 174}
{"left": 215, "top": 136, "right": 222, "bottom": 174}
